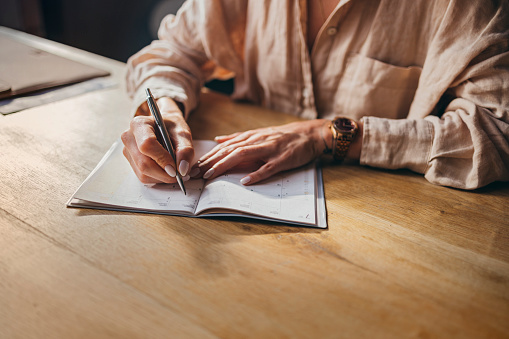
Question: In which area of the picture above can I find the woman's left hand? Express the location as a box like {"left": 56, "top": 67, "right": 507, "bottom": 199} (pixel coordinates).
{"left": 191, "top": 119, "right": 331, "bottom": 185}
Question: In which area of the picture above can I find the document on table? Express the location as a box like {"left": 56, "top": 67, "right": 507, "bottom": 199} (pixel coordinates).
{"left": 68, "top": 140, "right": 327, "bottom": 228}
{"left": 0, "top": 34, "right": 112, "bottom": 114}
{"left": 0, "top": 77, "right": 117, "bottom": 114}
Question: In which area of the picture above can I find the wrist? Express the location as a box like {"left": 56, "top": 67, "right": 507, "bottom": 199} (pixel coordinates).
{"left": 320, "top": 120, "right": 334, "bottom": 155}
{"left": 310, "top": 119, "right": 334, "bottom": 156}
{"left": 157, "top": 97, "right": 183, "bottom": 114}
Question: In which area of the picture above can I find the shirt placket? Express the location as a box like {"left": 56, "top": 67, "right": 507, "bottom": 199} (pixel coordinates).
{"left": 297, "top": 0, "right": 316, "bottom": 119}
{"left": 300, "top": 0, "right": 353, "bottom": 118}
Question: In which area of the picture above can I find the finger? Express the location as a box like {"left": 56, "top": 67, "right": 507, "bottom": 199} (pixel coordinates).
{"left": 155, "top": 96, "right": 195, "bottom": 177}
{"left": 165, "top": 115, "right": 194, "bottom": 177}
{"left": 198, "top": 135, "right": 274, "bottom": 173}
{"left": 190, "top": 159, "right": 261, "bottom": 179}
{"left": 200, "top": 130, "right": 255, "bottom": 162}
{"left": 122, "top": 145, "right": 167, "bottom": 184}
{"left": 214, "top": 131, "right": 243, "bottom": 143}
{"left": 135, "top": 101, "right": 151, "bottom": 116}
{"left": 197, "top": 143, "right": 247, "bottom": 175}
{"left": 189, "top": 165, "right": 202, "bottom": 178}
{"left": 240, "top": 159, "right": 287, "bottom": 185}
{"left": 201, "top": 144, "right": 273, "bottom": 180}
{"left": 121, "top": 128, "right": 175, "bottom": 183}
{"left": 130, "top": 116, "right": 178, "bottom": 175}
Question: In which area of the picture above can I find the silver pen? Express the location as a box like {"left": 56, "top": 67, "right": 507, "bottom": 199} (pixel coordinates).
{"left": 145, "top": 88, "right": 186, "bottom": 195}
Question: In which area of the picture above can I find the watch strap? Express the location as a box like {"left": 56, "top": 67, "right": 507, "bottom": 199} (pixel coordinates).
{"left": 330, "top": 117, "right": 358, "bottom": 162}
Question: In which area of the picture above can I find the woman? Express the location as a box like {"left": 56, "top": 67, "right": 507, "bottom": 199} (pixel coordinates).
{"left": 122, "top": 0, "right": 509, "bottom": 189}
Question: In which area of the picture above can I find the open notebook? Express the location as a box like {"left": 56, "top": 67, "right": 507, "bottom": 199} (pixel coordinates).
{"left": 68, "top": 140, "right": 327, "bottom": 228}
{"left": 0, "top": 35, "right": 109, "bottom": 99}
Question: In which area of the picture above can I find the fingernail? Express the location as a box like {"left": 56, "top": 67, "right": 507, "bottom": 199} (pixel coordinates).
{"left": 203, "top": 168, "right": 214, "bottom": 179}
{"left": 240, "top": 176, "right": 251, "bottom": 185}
{"left": 165, "top": 165, "right": 176, "bottom": 177}
{"left": 190, "top": 168, "right": 201, "bottom": 177}
{"left": 179, "top": 160, "right": 189, "bottom": 176}
{"left": 182, "top": 175, "right": 190, "bottom": 182}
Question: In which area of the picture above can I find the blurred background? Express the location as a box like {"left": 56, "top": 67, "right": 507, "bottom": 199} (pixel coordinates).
{"left": 0, "top": 0, "right": 233, "bottom": 93}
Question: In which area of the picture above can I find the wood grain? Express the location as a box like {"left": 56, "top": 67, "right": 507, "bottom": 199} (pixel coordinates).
{"left": 1, "top": 27, "right": 508, "bottom": 339}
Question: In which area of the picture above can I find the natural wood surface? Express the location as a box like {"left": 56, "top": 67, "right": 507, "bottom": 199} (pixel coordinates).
{"left": 1, "top": 27, "right": 508, "bottom": 339}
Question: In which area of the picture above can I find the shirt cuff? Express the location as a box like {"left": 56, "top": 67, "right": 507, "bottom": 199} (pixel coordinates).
{"left": 360, "top": 117, "right": 434, "bottom": 174}
{"left": 130, "top": 77, "right": 197, "bottom": 119}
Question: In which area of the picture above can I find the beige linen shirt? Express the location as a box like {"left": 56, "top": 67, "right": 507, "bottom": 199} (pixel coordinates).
{"left": 126, "top": 0, "right": 509, "bottom": 189}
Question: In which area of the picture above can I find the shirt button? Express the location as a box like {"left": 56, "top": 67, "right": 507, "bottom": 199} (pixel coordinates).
{"left": 302, "top": 87, "right": 310, "bottom": 98}
{"left": 326, "top": 27, "right": 338, "bottom": 36}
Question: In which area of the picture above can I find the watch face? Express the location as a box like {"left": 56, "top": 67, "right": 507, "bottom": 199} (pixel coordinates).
{"left": 334, "top": 118, "right": 356, "bottom": 132}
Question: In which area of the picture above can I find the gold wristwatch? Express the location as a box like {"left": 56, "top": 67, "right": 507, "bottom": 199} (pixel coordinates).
{"left": 330, "top": 117, "right": 359, "bottom": 162}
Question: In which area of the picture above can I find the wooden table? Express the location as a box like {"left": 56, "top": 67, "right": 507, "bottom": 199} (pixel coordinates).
{"left": 1, "top": 27, "right": 508, "bottom": 339}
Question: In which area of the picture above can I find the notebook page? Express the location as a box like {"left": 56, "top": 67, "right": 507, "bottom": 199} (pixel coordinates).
{"left": 195, "top": 164, "right": 317, "bottom": 225}
{"left": 72, "top": 140, "right": 216, "bottom": 213}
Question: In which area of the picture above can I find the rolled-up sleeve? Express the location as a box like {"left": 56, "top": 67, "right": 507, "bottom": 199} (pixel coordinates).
{"left": 361, "top": 24, "right": 509, "bottom": 189}
{"left": 125, "top": 0, "right": 241, "bottom": 118}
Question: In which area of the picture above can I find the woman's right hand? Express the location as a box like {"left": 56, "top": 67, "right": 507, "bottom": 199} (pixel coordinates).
{"left": 121, "top": 97, "right": 195, "bottom": 184}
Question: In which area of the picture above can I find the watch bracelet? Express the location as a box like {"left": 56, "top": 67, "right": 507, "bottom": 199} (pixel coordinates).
{"left": 333, "top": 134, "right": 354, "bottom": 161}
{"left": 330, "top": 118, "right": 358, "bottom": 162}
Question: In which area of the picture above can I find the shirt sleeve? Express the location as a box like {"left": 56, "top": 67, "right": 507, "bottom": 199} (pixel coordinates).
{"left": 125, "top": 0, "right": 243, "bottom": 118}
{"left": 360, "top": 3, "right": 509, "bottom": 190}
